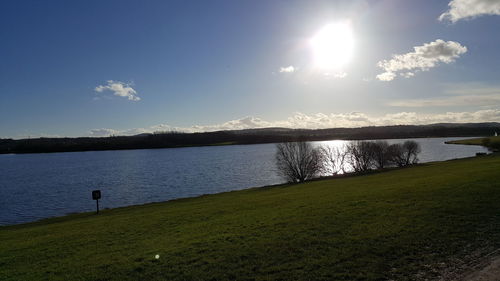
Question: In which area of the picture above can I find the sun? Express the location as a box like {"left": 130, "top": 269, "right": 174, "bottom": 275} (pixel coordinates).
{"left": 310, "top": 22, "right": 354, "bottom": 70}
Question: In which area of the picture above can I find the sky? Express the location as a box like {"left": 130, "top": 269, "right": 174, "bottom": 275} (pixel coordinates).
{"left": 1, "top": 0, "right": 500, "bottom": 138}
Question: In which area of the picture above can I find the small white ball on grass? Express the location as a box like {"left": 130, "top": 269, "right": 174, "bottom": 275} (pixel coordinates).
{"left": 155, "top": 254, "right": 160, "bottom": 259}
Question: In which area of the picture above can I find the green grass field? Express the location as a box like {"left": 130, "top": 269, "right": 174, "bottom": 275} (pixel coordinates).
{"left": 446, "top": 136, "right": 500, "bottom": 146}
{"left": 2, "top": 155, "right": 500, "bottom": 280}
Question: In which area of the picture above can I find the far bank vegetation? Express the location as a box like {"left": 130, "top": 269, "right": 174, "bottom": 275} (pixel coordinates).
{"left": 275, "top": 140, "right": 421, "bottom": 183}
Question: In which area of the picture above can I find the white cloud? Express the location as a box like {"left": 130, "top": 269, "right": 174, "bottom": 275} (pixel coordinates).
{"left": 89, "top": 127, "right": 153, "bottom": 137}
{"left": 279, "top": 66, "right": 296, "bottom": 73}
{"left": 95, "top": 80, "right": 140, "bottom": 101}
{"left": 439, "top": 0, "right": 500, "bottom": 22}
{"left": 376, "top": 39, "right": 467, "bottom": 81}
{"left": 89, "top": 128, "right": 120, "bottom": 137}
{"left": 89, "top": 109, "right": 500, "bottom": 136}
{"left": 401, "top": 72, "right": 415, "bottom": 78}
{"left": 376, "top": 72, "right": 396, "bottom": 81}
{"left": 323, "top": 72, "right": 348, "bottom": 79}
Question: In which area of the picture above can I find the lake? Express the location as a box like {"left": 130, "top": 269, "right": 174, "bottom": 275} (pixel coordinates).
{"left": 0, "top": 137, "right": 488, "bottom": 225}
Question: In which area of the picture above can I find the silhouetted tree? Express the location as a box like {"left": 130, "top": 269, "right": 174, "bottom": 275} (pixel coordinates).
{"left": 402, "top": 140, "right": 421, "bottom": 165}
{"left": 372, "top": 140, "right": 390, "bottom": 169}
{"left": 386, "top": 141, "right": 421, "bottom": 167}
{"left": 387, "top": 143, "right": 406, "bottom": 167}
{"left": 345, "top": 141, "right": 376, "bottom": 172}
{"left": 275, "top": 141, "right": 322, "bottom": 183}
{"left": 318, "top": 145, "right": 346, "bottom": 176}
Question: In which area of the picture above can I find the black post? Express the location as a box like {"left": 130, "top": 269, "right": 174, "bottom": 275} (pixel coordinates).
{"left": 92, "top": 190, "right": 101, "bottom": 215}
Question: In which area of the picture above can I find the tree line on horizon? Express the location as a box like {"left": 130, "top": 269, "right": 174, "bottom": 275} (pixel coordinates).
{"left": 0, "top": 123, "right": 498, "bottom": 154}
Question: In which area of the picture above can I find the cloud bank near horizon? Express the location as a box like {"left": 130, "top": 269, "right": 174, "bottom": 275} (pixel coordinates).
{"left": 88, "top": 109, "right": 500, "bottom": 137}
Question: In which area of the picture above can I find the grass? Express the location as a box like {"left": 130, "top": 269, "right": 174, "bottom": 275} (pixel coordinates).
{"left": 445, "top": 136, "right": 500, "bottom": 146}
{"left": 2, "top": 155, "right": 500, "bottom": 280}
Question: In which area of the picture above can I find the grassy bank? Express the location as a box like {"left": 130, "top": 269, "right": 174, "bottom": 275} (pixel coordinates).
{"left": 446, "top": 136, "right": 500, "bottom": 147}
{"left": 2, "top": 156, "right": 500, "bottom": 280}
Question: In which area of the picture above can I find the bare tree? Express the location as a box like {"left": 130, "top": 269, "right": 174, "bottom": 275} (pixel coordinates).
{"left": 372, "top": 140, "right": 390, "bottom": 169}
{"left": 318, "top": 145, "right": 346, "bottom": 176}
{"left": 275, "top": 141, "right": 322, "bottom": 183}
{"left": 386, "top": 141, "right": 421, "bottom": 167}
{"left": 338, "top": 146, "right": 350, "bottom": 174}
{"left": 345, "top": 141, "right": 376, "bottom": 172}
{"left": 402, "top": 140, "right": 421, "bottom": 165}
{"left": 387, "top": 143, "right": 406, "bottom": 167}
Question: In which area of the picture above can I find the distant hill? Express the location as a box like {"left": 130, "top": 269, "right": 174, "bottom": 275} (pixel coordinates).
{"left": 1, "top": 122, "right": 499, "bottom": 154}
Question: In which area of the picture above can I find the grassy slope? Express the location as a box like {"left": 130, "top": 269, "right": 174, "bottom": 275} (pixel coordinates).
{"left": 2, "top": 156, "right": 500, "bottom": 281}
{"left": 446, "top": 136, "right": 500, "bottom": 145}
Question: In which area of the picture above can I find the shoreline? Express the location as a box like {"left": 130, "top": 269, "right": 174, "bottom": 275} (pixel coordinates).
{"left": 0, "top": 151, "right": 488, "bottom": 228}
{"left": 0, "top": 135, "right": 485, "bottom": 156}
{"left": 1, "top": 131, "right": 493, "bottom": 155}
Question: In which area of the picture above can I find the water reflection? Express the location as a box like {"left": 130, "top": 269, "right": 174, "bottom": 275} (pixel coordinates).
{"left": 313, "top": 137, "right": 488, "bottom": 175}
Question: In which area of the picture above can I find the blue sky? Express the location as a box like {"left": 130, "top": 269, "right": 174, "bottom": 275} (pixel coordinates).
{"left": 1, "top": 0, "right": 500, "bottom": 138}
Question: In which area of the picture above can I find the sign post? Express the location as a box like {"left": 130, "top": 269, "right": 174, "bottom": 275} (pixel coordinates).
{"left": 92, "top": 190, "right": 101, "bottom": 214}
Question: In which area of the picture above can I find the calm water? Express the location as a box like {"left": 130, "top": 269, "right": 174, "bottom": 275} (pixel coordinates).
{"left": 0, "top": 137, "right": 488, "bottom": 225}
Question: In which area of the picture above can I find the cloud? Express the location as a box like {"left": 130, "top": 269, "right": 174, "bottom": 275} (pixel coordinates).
{"left": 389, "top": 95, "right": 500, "bottom": 107}
{"left": 89, "top": 127, "right": 153, "bottom": 137}
{"left": 279, "top": 66, "right": 296, "bottom": 73}
{"left": 401, "top": 72, "right": 415, "bottom": 78}
{"left": 88, "top": 109, "right": 500, "bottom": 136}
{"left": 376, "top": 72, "right": 396, "bottom": 81}
{"left": 89, "top": 128, "right": 120, "bottom": 137}
{"left": 439, "top": 0, "right": 500, "bottom": 22}
{"left": 324, "top": 72, "right": 348, "bottom": 79}
{"left": 389, "top": 83, "right": 500, "bottom": 107}
{"left": 376, "top": 39, "right": 467, "bottom": 81}
{"left": 95, "top": 80, "right": 140, "bottom": 101}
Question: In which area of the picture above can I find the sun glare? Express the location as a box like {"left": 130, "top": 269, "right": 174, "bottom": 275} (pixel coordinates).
{"left": 310, "top": 22, "right": 354, "bottom": 70}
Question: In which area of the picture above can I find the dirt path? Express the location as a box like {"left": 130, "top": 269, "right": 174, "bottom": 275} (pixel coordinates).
{"left": 460, "top": 256, "right": 500, "bottom": 281}
{"left": 435, "top": 248, "right": 500, "bottom": 281}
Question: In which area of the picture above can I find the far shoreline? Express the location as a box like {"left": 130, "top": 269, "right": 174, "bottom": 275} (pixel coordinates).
{"left": 0, "top": 134, "right": 490, "bottom": 156}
